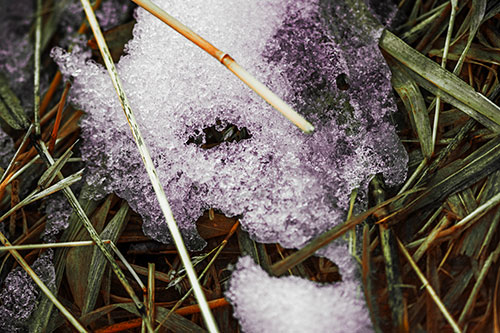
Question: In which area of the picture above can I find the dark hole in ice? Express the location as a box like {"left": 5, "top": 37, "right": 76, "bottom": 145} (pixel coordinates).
{"left": 187, "top": 120, "right": 252, "bottom": 149}
{"left": 335, "top": 73, "right": 350, "bottom": 91}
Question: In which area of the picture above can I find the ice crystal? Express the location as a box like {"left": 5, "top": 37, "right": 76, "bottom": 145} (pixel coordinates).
{"left": 0, "top": 127, "right": 14, "bottom": 169}
{"left": 0, "top": 0, "right": 35, "bottom": 106}
{"left": 226, "top": 256, "right": 373, "bottom": 333}
{"left": 42, "top": 193, "right": 74, "bottom": 242}
{"left": 53, "top": 0, "right": 407, "bottom": 250}
{"left": 0, "top": 251, "right": 55, "bottom": 332}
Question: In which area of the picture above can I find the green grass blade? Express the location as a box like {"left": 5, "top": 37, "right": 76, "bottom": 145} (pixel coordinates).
{"left": 452, "top": 0, "right": 486, "bottom": 74}
{"left": 82, "top": 201, "right": 130, "bottom": 315}
{"left": 389, "top": 59, "right": 432, "bottom": 158}
{"left": 0, "top": 73, "right": 29, "bottom": 130}
{"left": 33, "top": 0, "right": 42, "bottom": 135}
{"left": 380, "top": 30, "right": 500, "bottom": 132}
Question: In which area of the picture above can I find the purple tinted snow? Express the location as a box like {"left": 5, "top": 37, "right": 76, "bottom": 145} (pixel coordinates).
{"left": 54, "top": 0, "right": 407, "bottom": 250}
{"left": 0, "top": 251, "right": 55, "bottom": 332}
{"left": 42, "top": 193, "right": 74, "bottom": 242}
{"left": 0, "top": 0, "right": 35, "bottom": 107}
{"left": 0, "top": 0, "right": 134, "bottom": 110}
{"left": 0, "top": 128, "right": 14, "bottom": 169}
{"left": 226, "top": 256, "right": 373, "bottom": 333}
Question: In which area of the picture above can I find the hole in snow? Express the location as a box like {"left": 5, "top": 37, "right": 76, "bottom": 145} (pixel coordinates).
{"left": 335, "top": 73, "right": 350, "bottom": 91}
{"left": 187, "top": 120, "right": 252, "bottom": 149}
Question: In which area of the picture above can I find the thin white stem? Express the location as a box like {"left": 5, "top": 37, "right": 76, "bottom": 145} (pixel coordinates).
{"left": 397, "top": 159, "right": 426, "bottom": 195}
{"left": 34, "top": 0, "right": 42, "bottom": 135}
{"left": 0, "top": 240, "right": 111, "bottom": 251}
{"left": 452, "top": 191, "right": 500, "bottom": 230}
{"left": 397, "top": 237, "right": 461, "bottom": 333}
{"left": 78, "top": 1, "right": 218, "bottom": 331}
{"left": 0, "top": 125, "right": 33, "bottom": 184}
{"left": 431, "top": 0, "right": 457, "bottom": 153}
{"left": 108, "top": 241, "right": 146, "bottom": 290}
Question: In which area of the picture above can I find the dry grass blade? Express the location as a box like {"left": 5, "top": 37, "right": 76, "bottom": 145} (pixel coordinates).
{"left": 452, "top": 0, "right": 486, "bottom": 74}
{"left": 33, "top": 0, "right": 42, "bottom": 135}
{"left": 458, "top": 239, "right": 500, "bottom": 325}
{"left": 29, "top": 140, "right": 148, "bottom": 328}
{"left": 0, "top": 124, "right": 33, "bottom": 184}
{"left": 49, "top": 81, "right": 71, "bottom": 152}
{"left": 370, "top": 176, "right": 406, "bottom": 331}
{"left": 0, "top": 231, "right": 87, "bottom": 332}
{"left": 237, "top": 228, "right": 271, "bottom": 273}
{"left": 361, "top": 224, "right": 381, "bottom": 331}
{"left": 82, "top": 201, "right": 130, "bottom": 315}
{"left": 396, "top": 237, "right": 461, "bottom": 333}
{"left": 0, "top": 240, "right": 112, "bottom": 251}
{"left": 116, "top": 261, "right": 171, "bottom": 284}
{"left": 0, "top": 169, "right": 83, "bottom": 224}
{"left": 0, "top": 73, "right": 30, "bottom": 130}
{"left": 411, "top": 215, "right": 448, "bottom": 263}
{"left": 389, "top": 59, "right": 432, "bottom": 158}
{"left": 40, "top": 71, "right": 62, "bottom": 116}
{"left": 80, "top": 303, "right": 206, "bottom": 332}
{"left": 436, "top": 190, "right": 500, "bottom": 239}
{"left": 37, "top": 141, "right": 75, "bottom": 189}
{"left": 22, "top": 169, "right": 83, "bottom": 204}
{"left": 494, "top": 269, "right": 500, "bottom": 332}
{"left": 119, "top": 303, "right": 207, "bottom": 333}
{"left": 387, "top": 135, "right": 500, "bottom": 221}
{"left": 431, "top": 0, "right": 457, "bottom": 152}
{"left": 157, "top": 221, "right": 239, "bottom": 332}
{"left": 397, "top": 159, "right": 426, "bottom": 195}
{"left": 78, "top": 0, "right": 218, "bottom": 330}
{"left": 66, "top": 194, "right": 113, "bottom": 310}
{"left": 147, "top": 263, "right": 156, "bottom": 330}
{"left": 270, "top": 189, "right": 421, "bottom": 276}
{"left": 379, "top": 30, "right": 500, "bottom": 131}
{"left": 129, "top": 0, "right": 314, "bottom": 134}
{"left": 425, "top": 118, "right": 476, "bottom": 176}
{"left": 399, "top": 2, "right": 448, "bottom": 44}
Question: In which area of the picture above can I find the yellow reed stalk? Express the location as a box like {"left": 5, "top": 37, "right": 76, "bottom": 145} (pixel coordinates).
{"left": 130, "top": 0, "right": 314, "bottom": 134}
{"left": 0, "top": 240, "right": 111, "bottom": 251}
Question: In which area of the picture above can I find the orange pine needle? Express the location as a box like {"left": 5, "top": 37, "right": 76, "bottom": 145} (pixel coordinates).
{"left": 39, "top": 0, "right": 102, "bottom": 117}
{"left": 95, "top": 318, "right": 142, "bottom": 333}
{"left": 40, "top": 71, "right": 62, "bottom": 117}
{"left": 95, "top": 298, "right": 229, "bottom": 332}
{"left": 175, "top": 297, "right": 229, "bottom": 316}
{"left": 224, "top": 220, "right": 240, "bottom": 242}
{"left": 48, "top": 82, "right": 71, "bottom": 153}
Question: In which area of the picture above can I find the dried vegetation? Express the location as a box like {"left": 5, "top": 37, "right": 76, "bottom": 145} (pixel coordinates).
{"left": 0, "top": 0, "right": 499, "bottom": 332}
